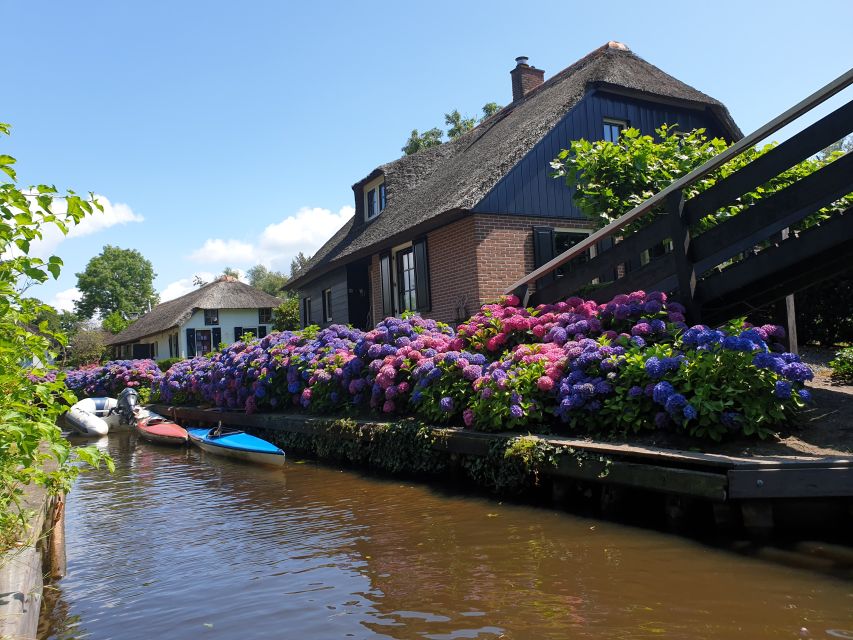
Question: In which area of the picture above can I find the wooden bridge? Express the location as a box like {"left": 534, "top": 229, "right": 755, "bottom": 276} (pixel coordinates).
{"left": 506, "top": 68, "right": 853, "bottom": 347}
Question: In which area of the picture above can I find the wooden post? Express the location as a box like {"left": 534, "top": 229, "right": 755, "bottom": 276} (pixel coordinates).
{"left": 48, "top": 495, "right": 67, "bottom": 579}
{"left": 779, "top": 228, "right": 799, "bottom": 354}
{"left": 666, "top": 190, "right": 701, "bottom": 324}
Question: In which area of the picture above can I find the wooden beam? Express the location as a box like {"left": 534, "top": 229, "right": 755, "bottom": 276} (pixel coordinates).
{"left": 728, "top": 467, "right": 853, "bottom": 498}
{"left": 666, "top": 190, "right": 700, "bottom": 323}
{"left": 683, "top": 99, "right": 853, "bottom": 226}
{"left": 504, "top": 70, "right": 853, "bottom": 294}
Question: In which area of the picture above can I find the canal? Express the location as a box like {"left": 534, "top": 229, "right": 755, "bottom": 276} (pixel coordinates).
{"left": 40, "top": 434, "right": 852, "bottom": 639}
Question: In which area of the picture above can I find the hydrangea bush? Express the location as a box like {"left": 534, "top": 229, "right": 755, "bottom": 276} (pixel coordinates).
{"left": 65, "top": 359, "right": 162, "bottom": 399}
{"left": 70, "top": 291, "right": 814, "bottom": 441}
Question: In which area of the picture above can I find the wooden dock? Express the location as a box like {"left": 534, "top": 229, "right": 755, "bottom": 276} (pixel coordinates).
{"left": 149, "top": 403, "right": 852, "bottom": 537}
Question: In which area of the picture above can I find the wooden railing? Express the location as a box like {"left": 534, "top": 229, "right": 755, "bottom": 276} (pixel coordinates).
{"left": 505, "top": 68, "right": 853, "bottom": 331}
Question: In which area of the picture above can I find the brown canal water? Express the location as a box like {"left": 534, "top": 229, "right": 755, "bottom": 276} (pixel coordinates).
{"left": 41, "top": 433, "right": 852, "bottom": 640}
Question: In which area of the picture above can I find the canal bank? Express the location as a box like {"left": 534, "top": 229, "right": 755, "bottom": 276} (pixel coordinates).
{"left": 0, "top": 477, "right": 65, "bottom": 640}
{"left": 40, "top": 432, "right": 853, "bottom": 640}
{"left": 148, "top": 401, "right": 853, "bottom": 542}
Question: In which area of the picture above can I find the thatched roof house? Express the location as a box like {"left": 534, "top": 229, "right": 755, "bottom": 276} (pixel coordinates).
{"left": 108, "top": 276, "right": 283, "bottom": 359}
{"left": 287, "top": 42, "right": 740, "bottom": 329}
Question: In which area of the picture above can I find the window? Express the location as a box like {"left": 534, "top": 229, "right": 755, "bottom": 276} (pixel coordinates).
{"left": 322, "top": 288, "right": 333, "bottom": 322}
{"left": 603, "top": 118, "right": 627, "bottom": 143}
{"left": 258, "top": 307, "right": 272, "bottom": 324}
{"left": 364, "top": 178, "right": 386, "bottom": 221}
{"left": 396, "top": 248, "right": 417, "bottom": 313}
{"left": 380, "top": 239, "right": 430, "bottom": 317}
{"left": 554, "top": 230, "right": 596, "bottom": 278}
{"left": 204, "top": 309, "right": 219, "bottom": 325}
{"left": 302, "top": 297, "right": 312, "bottom": 326}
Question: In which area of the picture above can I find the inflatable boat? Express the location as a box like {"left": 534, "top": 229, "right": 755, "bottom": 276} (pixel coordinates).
{"left": 64, "top": 397, "right": 119, "bottom": 436}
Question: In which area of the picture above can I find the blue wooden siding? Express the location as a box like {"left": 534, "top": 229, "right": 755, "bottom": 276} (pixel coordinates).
{"left": 473, "top": 90, "right": 729, "bottom": 219}
{"left": 298, "top": 267, "right": 349, "bottom": 329}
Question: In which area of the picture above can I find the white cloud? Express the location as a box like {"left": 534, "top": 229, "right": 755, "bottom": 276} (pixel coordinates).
{"left": 27, "top": 194, "right": 144, "bottom": 258}
{"left": 159, "top": 269, "right": 248, "bottom": 302}
{"left": 188, "top": 239, "right": 256, "bottom": 264}
{"left": 187, "top": 205, "right": 354, "bottom": 269}
{"left": 50, "top": 287, "right": 81, "bottom": 312}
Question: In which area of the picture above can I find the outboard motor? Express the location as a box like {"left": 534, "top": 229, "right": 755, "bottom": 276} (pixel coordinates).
{"left": 116, "top": 387, "right": 140, "bottom": 425}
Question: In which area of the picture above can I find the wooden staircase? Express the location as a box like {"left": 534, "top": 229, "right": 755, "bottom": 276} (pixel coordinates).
{"left": 506, "top": 68, "right": 853, "bottom": 344}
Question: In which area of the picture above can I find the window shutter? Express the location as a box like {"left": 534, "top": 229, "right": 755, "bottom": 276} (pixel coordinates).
{"left": 321, "top": 292, "right": 328, "bottom": 323}
{"left": 413, "top": 238, "right": 431, "bottom": 312}
{"left": 533, "top": 226, "right": 555, "bottom": 287}
{"left": 212, "top": 327, "right": 221, "bottom": 347}
{"left": 379, "top": 253, "right": 393, "bottom": 317}
{"left": 258, "top": 325, "right": 267, "bottom": 338}
{"left": 186, "top": 328, "right": 196, "bottom": 357}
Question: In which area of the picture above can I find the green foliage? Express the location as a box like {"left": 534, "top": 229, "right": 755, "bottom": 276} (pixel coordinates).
{"left": 264, "top": 418, "right": 447, "bottom": 475}
{"left": 551, "top": 124, "right": 852, "bottom": 232}
{"left": 74, "top": 245, "right": 158, "bottom": 320}
{"left": 67, "top": 323, "right": 107, "bottom": 366}
{"left": 101, "top": 309, "right": 131, "bottom": 334}
{"left": 221, "top": 266, "right": 240, "bottom": 278}
{"left": 289, "top": 252, "right": 311, "bottom": 279}
{"left": 829, "top": 347, "right": 853, "bottom": 385}
{"left": 791, "top": 276, "right": 853, "bottom": 347}
{"left": 0, "top": 122, "right": 111, "bottom": 551}
{"left": 402, "top": 127, "right": 444, "bottom": 156}
{"left": 272, "top": 298, "right": 300, "bottom": 331}
{"left": 156, "top": 357, "right": 183, "bottom": 372}
{"left": 402, "top": 104, "right": 502, "bottom": 155}
{"left": 247, "top": 264, "right": 289, "bottom": 296}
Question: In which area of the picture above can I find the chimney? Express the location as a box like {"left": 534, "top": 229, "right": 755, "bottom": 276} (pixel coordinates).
{"left": 510, "top": 56, "right": 544, "bottom": 102}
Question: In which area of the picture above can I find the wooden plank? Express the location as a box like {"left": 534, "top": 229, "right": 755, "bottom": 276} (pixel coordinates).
{"left": 691, "top": 152, "right": 853, "bottom": 268}
{"left": 546, "top": 455, "right": 728, "bottom": 501}
{"left": 683, "top": 99, "right": 853, "bottom": 225}
{"left": 666, "top": 190, "right": 700, "bottom": 323}
{"left": 581, "top": 253, "right": 676, "bottom": 303}
{"left": 697, "top": 209, "right": 853, "bottom": 307}
{"left": 728, "top": 467, "right": 853, "bottom": 498}
{"left": 504, "top": 69, "right": 853, "bottom": 294}
{"left": 531, "top": 216, "right": 669, "bottom": 304}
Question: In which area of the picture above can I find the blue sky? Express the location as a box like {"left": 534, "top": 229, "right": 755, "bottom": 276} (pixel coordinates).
{"left": 5, "top": 0, "right": 852, "bottom": 312}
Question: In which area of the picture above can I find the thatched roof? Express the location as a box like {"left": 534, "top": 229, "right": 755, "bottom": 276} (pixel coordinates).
{"left": 107, "top": 277, "right": 283, "bottom": 345}
{"left": 289, "top": 42, "right": 740, "bottom": 288}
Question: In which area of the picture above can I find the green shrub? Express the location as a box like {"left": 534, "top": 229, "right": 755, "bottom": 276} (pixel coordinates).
{"left": 156, "top": 357, "right": 183, "bottom": 372}
{"left": 829, "top": 347, "right": 853, "bottom": 385}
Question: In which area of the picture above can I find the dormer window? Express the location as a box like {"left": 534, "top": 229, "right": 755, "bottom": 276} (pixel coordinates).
{"left": 364, "top": 177, "right": 386, "bottom": 221}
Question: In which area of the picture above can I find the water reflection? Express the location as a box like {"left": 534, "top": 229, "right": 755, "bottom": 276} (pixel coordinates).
{"left": 42, "top": 433, "right": 852, "bottom": 639}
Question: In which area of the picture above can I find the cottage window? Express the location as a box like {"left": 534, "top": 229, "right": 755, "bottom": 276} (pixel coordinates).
{"left": 364, "top": 178, "right": 386, "bottom": 221}
{"left": 380, "top": 238, "right": 430, "bottom": 317}
{"left": 258, "top": 307, "right": 272, "bottom": 324}
{"left": 204, "top": 309, "right": 219, "bottom": 325}
{"left": 603, "top": 118, "right": 627, "bottom": 143}
{"left": 396, "top": 248, "right": 417, "bottom": 313}
{"left": 322, "top": 288, "right": 333, "bottom": 322}
{"left": 302, "top": 297, "right": 312, "bottom": 326}
{"left": 554, "top": 229, "right": 596, "bottom": 278}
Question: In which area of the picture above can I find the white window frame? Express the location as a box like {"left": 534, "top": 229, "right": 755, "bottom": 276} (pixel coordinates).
{"left": 603, "top": 118, "right": 628, "bottom": 143}
{"left": 363, "top": 176, "right": 386, "bottom": 221}
{"left": 390, "top": 240, "right": 414, "bottom": 316}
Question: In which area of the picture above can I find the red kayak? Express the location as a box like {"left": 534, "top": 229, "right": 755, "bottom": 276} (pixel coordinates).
{"left": 135, "top": 411, "right": 189, "bottom": 446}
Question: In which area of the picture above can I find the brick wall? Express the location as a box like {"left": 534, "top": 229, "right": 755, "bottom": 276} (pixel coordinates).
{"left": 426, "top": 217, "right": 479, "bottom": 323}
{"left": 364, "top": 213, "right": 594, "bottom": 325}
{"left": 473, "top": 214, "right": 593, "bottom": 305}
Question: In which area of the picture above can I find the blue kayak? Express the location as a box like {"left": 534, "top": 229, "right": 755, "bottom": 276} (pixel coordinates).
{"left": 187, "top": 426, "right": 285, "bottom": 466}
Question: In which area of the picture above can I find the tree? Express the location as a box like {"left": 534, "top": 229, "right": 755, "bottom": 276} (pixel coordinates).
{"left": 401, "top": 104, "right": 501, "bottom": 155}
{"left": 290, "top": 252, "right": 311, "bottom": 278}
{"left": 0, "top": 122, "right": 111, "bottom": 549}
{"left": 480, "top": 102, "right": 502, "bottom": 122}
{"left": 444, "top": 109, "right": 476, "bottom": 140}
{"left": 817, "top": 133, "right": 853, "bottom": 161}
{"left": 101, "top": 310, "right": 131, "bottom": 334}
{"left": 272, "top": 298, "right": 300, "bottom": 331}
{"left": 402, "top": 127, "right": 444, "bottom": 156}
{"left": 68, "top": 322, "right": 108, "bottom": 366}
{"left": 75, "top": 245, "right": 158, "bottom": 320}
{"left": 247, "top": 264, "right": 289, "bottom": 295}
{"left": 192, "top": 274, "right": 208, "bottom": 287}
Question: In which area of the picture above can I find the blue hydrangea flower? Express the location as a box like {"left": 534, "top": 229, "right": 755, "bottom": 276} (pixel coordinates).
{"left": 774, "top": 380, "right": 792, "bottom": 398}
